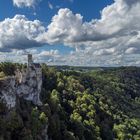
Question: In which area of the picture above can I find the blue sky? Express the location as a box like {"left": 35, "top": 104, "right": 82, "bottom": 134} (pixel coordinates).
{"left": 0, "top": 0, "right": 113, "bottom": 22}
{"left": 0, "top": 0, "right": 140, "bottom": 66}
{"left": 0, "top": 0, "right": 112, "bottom": 53}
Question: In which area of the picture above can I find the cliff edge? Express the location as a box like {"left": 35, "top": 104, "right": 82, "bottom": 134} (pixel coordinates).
{"left": 0, "top": 54, "right": 42, "bottom": 109}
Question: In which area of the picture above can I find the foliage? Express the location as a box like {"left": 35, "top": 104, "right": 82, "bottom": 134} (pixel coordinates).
{"left": 0, "top": 63, "right": 140, "bottom": 140}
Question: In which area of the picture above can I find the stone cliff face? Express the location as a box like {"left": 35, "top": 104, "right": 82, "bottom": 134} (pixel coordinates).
{"left": 0, "top": 56, "right": 50, "bottom": 140}
{"left": 0, "top": 65, "right": 42, "bottom": 109}
{"left": 0, "top": 76, "right": 16, "bottom": 108}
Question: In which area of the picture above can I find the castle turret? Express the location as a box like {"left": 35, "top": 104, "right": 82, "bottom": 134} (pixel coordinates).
{"left": 0, "top": 54, "right": 42, "bottom": 109}
{"left": 28, "top": 54, "right": 33, "bottom": 67}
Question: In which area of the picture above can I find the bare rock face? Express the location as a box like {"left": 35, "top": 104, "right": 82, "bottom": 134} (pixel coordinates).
{"left": 0, "top": 64, "right": 42, "bottom": 109}
{"left": 0, "top": 77, "right": 16, "bottom": 108}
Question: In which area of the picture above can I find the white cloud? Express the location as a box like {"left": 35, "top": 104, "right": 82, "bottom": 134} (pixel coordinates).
{"left": 0, "top": 15, "right": 45, "bottom": 51}
{"left": 39, "top": 0, "right": 140, "bottom": 66}
{"left": 125, "top": 47, "right": 140, "bottom": 54}
{"left": 13, "top": 0, "right": 41, "bottom": 8}
{"left": 48, "top": 1, "right": 54, "bottom": 10}
{"left": 40, "top": 8, "right": 84, "bottom": 44}
{"left": 44, "top": 0, "right": 140, "bottom": 44}
{"left": 1, "top": 0, "right": 140, "bottom": 66}
{"left": 0, "top": 49, "right": 60, "bottom": 63}
{"left": 93, "top": 48, "right": 116, "bottom": 56}
{"left": 39, "top": 50, "right": 59, "bottom": 56}
{"left": 36, "top": 50, "right": 60, "bottom": 63}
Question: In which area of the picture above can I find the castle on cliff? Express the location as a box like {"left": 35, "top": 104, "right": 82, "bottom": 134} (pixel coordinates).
{"left": 0, "top": 54, "right": 42, "bottom": 108}
{"left": 15, "top": 54, "right": 42, "bottom": 85}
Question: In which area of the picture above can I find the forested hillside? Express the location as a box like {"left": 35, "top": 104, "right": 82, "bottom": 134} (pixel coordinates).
{"left": 0, "top": 63, "right": 140, "bottom": 140}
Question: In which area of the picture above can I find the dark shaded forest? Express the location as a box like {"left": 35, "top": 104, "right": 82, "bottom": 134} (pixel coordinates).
{"left": 0, "top": 63, "right": 140, "bottom": 140}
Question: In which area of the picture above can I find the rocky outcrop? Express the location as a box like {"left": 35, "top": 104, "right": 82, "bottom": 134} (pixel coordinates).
{"left": 0, "top": 65, "right": 42, "bottom": 109}
{"left": 0, "top": 77, "right": 16, "bottom": 108}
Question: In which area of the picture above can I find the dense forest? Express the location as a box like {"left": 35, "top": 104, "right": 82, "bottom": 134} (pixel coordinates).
{"left": 0, "top": 62, "right": 140, "bottom": 140}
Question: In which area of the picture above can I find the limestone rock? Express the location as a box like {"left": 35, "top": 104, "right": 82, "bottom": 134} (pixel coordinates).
{"left": 0, "top": 63, "right": 42, "bottom": 109}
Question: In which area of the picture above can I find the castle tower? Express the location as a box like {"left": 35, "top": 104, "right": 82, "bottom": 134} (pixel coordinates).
{"left": 28, "top": 54, "right": 33, "bottom": 67}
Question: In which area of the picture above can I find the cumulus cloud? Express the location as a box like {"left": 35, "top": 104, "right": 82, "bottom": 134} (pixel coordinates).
{"left": 44, "top": 0, "right": 140, "bottom": 44}
{"left": 0, "top": 15, "right": 45, "bottom": 51}
{"left": 39, "top": 50, "right": 59, "bottom": 56}
{"left": 13, "top": 0, "right": 41, "bottom": 8}
{"left": 0, "top": 49, "right": 60, "bottom": 64}
{"left": 38, "top": 0, "right": 140, "bottom": 66}
{"left": 40, "top": 8, "right": 84, "bottom": 44}
{"left": 37, "top": 50, "right": 60, "bottom": 63}
{"left": 1, "top": 0, "right": 140, "bottom": 66}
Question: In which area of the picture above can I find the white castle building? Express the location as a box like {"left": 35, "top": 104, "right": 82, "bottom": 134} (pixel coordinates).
{"left": 0, "top": 54, "right": 42, "bottom": 108}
